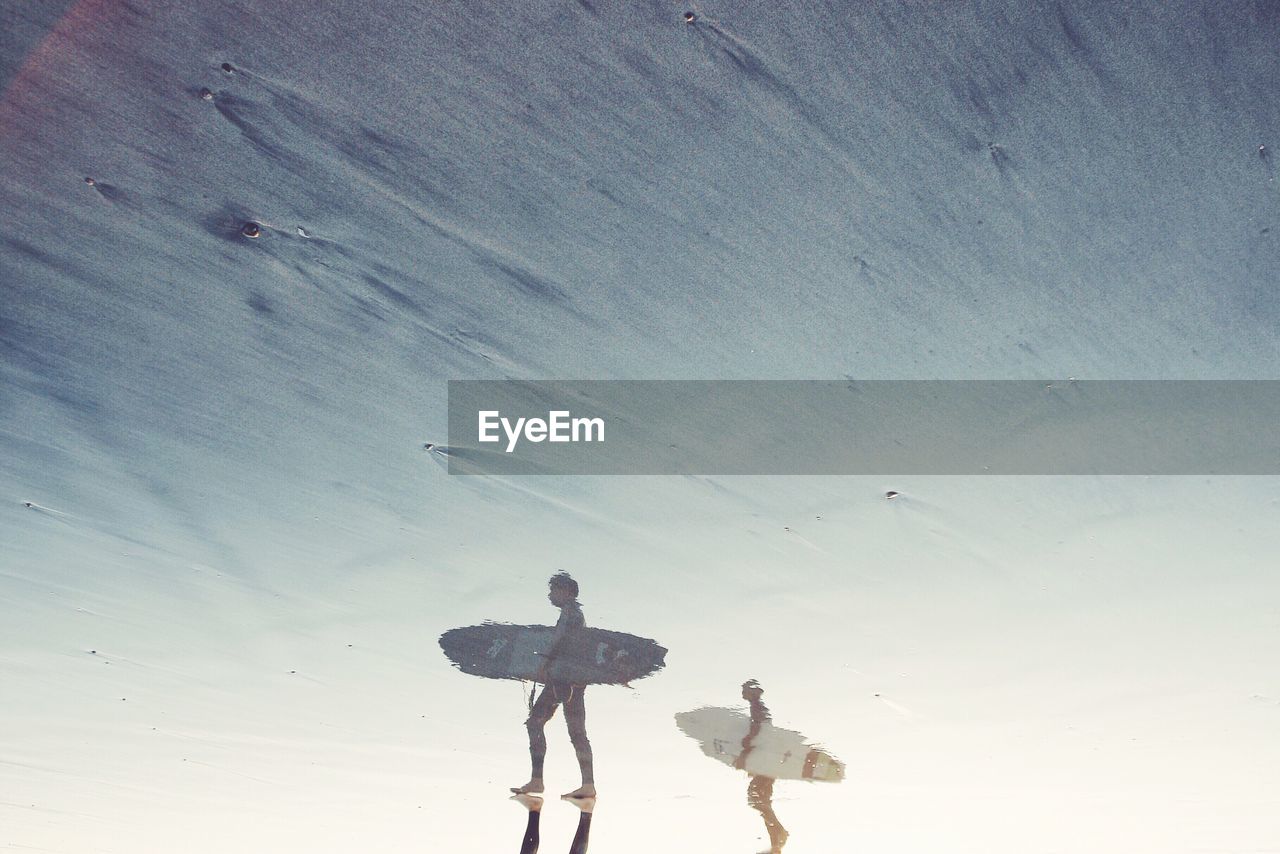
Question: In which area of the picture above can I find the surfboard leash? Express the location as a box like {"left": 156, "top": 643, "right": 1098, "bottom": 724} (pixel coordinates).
{"left": 523, "top": 677, "right": 538, "bottom": 714}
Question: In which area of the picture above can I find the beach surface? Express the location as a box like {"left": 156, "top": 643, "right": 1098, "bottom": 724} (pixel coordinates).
{"left": 2, "top": 2, "right": 1279, "bottom": 850}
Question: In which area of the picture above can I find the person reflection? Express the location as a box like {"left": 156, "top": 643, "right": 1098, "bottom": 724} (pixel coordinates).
{"left": 735, "top": 680, "right": 789, "bottom": 853}
{"left": 512, "top": 793, "right": 595, "bottom": 854}
{"left": 511, "top": 572, "right": 596, "bottom": 800}
{"left": 676, "top": 681, "right": 844, "bottom": 851}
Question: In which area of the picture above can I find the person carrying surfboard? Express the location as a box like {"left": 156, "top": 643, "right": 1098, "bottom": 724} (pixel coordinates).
{"left": 737, "top": 680, "right": 789, "bottom": 853}
{"left": 511, "top": 572, "right": 596, "bottom": 800}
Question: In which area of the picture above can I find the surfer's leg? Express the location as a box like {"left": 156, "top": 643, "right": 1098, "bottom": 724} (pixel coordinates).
{"left": 566, "top": 803, "right": 594, "bottom": 854}
{"left": 561, "top": 685, "right": 596, "bottom": 797}
{"left": 513, "top": 686, "right": 559, "bottom": 793}
{"left": 747, "top": 776, "right": 787, "bottom": 851}
{"left": 512, "top": 793, "right": 543, "bottom": 852}
{"left": 529, "top": 684, "right": 560, "bottom": 774}
{"left": 519, "top": 805, "right": 541, "bottom": 854}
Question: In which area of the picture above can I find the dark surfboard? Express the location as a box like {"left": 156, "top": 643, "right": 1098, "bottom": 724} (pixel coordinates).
{"left": 439, "top": 622, "right": 666, "bottom": 686}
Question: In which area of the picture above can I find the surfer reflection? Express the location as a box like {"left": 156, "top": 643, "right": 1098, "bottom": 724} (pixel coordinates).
{"left": 511, "top": 793, "right": 595, "bottom": 854}
{"left": 440, "top": 574, "right": 666, "bottom": 802}
{"left": 675, "top": 681, "right": 845, "bottom": 854}
{"left": 511, "top": 572, "right": 596, "bottom": 800}
{"left": 737, "top": 680, "right": 788, "bottom": 853}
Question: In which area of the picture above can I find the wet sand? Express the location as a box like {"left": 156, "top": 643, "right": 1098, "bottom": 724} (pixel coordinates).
{"left": 3, "top": 2, "right": 1279, "bottom": 851}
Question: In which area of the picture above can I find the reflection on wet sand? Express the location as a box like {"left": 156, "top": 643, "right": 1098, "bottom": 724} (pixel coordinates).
{"left": 439, "top": 572, "right": 667, "bottom": 798}
{"left": 512, "top": 794, "right": 595, "bottom": 854}
{"left": 514, "top": 573, "right": 595, "bottom": 799}
{"left": 677, "top": 681, "right": 845, "bottom": 853}
{"left": 741, "top": 681, "right": 788, "bottom": 853}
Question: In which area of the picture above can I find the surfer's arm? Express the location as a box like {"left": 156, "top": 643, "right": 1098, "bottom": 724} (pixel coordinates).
{"left": 541, "top": 618, "right": 571, "bottom": 664}
{"left": 734, "top": 716, "right": 764, "bottom": 768}
{"left": 736, "top": 708, "right": 767, "bottom": 760}
{"left": 536, "top": 611, "right": 574, "bottom": 679}
{"left": 535, "top": 634, "right": 562, "bottom": 681}
{"left": 539, "top": 605, "right": 583, "bottom": 669}
{"left": 544, "top": 624, "right": 569, "bottom": 660}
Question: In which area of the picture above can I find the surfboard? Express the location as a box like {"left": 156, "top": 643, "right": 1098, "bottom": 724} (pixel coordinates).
{"left": 439, "top": 623, "right": 667, "bottom": 686}
{"left": 675, "top": 706, "right": 845, "bottom": 782}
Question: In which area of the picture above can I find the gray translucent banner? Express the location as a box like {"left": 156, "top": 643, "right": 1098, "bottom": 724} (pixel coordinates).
{"left": 444, "top": 381, "right": 1280, "bottom": 475}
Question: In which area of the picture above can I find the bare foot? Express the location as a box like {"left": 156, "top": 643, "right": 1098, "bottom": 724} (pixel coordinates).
{"left": 561, "top": 784, "right": 597, "bottom": 800}
{"left": 563, "top": 794, "right": 596, "bottom": 813}
{"left": 510, "top": 778, "right": 545, "bottom": 794}
{"left": 510, "top": 793, "right": 544, "bottom": 811}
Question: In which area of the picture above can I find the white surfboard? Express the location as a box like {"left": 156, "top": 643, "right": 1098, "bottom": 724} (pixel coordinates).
{"left": 675, "top": 706, "right": 845, "bottom": 782}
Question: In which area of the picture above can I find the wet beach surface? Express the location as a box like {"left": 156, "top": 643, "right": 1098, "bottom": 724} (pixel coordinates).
{"left": 3, "top": 2, "right": 1280, "bottom": 851}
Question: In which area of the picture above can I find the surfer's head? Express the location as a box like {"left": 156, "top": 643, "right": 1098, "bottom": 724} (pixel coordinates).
{"left": 741, "top": 679, "right": 763, "bottom": 701}
{"left": 548, "top": 571, "right": 579, "bottom": 605}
